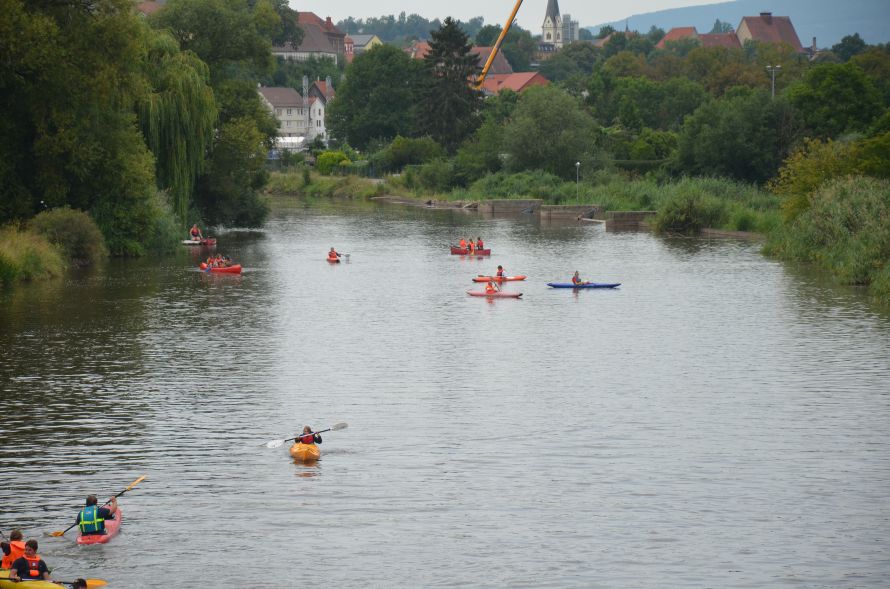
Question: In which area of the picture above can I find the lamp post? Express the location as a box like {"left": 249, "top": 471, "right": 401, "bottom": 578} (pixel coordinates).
{"left": 575, "top": 161, "right": 581, "bottom": 200}
{"left": 766, "top": 65, "right": 782, "bottom": 98}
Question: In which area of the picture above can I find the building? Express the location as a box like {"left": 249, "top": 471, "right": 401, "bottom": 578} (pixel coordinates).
{"left": 258, "top": 76, "right": 335, "bottom": 149}
{"left": 480, "top": 72, "right": 550, "bottom": 95}
{"left": 347, "top": 34, "right": 383, "bottom": 55}
{"left": 272, "top": 12, "right": 346, "bottom": 64}
{"left": 736, "top": 12, "right": 804, "bottom": 53}
{"left": 405, "top": 41, "right": 515, "bottom": 73}
{"left": 541, "top": 0, "right": 579, "bottom": 51}
{"left": 655, "top": 27, "right": 740, "bottom": 50}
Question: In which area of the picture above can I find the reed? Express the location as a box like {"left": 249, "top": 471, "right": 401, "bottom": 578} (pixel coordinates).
{"left": 0, "top": 226, "right": 66, "bottom": 286}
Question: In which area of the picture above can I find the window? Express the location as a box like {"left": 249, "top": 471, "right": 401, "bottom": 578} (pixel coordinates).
{"left": 287, "top": 108, "right": 292, "bottom": 115}
{"left": 316, "top": 120, "right": 321, "bottom": 127}
{"left": 286, "top": 121, "right": 291, "bottom": 127}
{"left": 276, "top": 109, "right": 282, "bottom": 116}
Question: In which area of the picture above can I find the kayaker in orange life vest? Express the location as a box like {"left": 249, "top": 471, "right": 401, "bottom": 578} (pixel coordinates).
{"left": 75, "top": 494, "right": 118, "bottom": 536}
{"left": 7, "top": 539, "right": 52, "bottom": 582}
{"left": 0, "top": 528, "right": 24, "bottom": 568}
{"left": 458, "top": 238, "right": 467, "bottom": 250}
{"left": 485, "top": 280, "right": 500, "bottom": 294}
{"left": 476, "top": 237, "right": 484, "bottom": 250}
{"left": 298, "top": 425, "right": 322, "bottom": 445}
{"left": 328, "top": 247, "right": 341, "bottom": 260}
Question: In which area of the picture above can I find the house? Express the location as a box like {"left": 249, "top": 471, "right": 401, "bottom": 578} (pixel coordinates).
{"left": 405, "top": 41, "right": 515, "bottom": 73}
{"left": 272, "top": 12, "right": 346, "bottom": 64}
{"left": 655, "top": 27, "right": 741, "bottom": 50}
{"left": 736, "top": 12, "right": 804, "bottom": 52}
{"left": 480, "top": 72, "right": 550, "bottom": 95}
{"left": 347, "top": 34, "right": 383, "bottom": 54}
{"left": 258, "top": 76, "right": 335, "bottom": 148}
{"left": 655, "top": 27, "right": 698, "bottom": 50}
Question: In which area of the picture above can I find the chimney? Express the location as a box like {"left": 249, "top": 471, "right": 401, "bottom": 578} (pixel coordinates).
{"left": 760, "top": 12, "right": 772, "bottom": 24}
{"left": 812, "top": 37, "right": 817, "bottom": 51}
{"left": 325, "top": 16, "right": 333, "bottom": 30}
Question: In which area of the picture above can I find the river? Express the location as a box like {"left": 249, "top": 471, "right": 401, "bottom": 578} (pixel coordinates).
{"left": 2, "top": 198, "right": 889, "bottom": 588}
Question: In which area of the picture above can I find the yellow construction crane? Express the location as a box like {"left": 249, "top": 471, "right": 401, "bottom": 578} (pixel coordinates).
{"left": 474, "top": 0, "right": 524, "bottom": 90}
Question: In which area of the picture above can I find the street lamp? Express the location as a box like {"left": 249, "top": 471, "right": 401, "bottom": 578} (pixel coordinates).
{"left": 766, "top": 65, "right": 782, "bottom": 98}
{"left": 575, "top": 161, "right": 581, "bottom": 200}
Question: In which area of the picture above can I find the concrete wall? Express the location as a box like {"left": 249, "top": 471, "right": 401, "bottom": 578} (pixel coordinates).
{"left": 478, "top": 199, "right": 543, "bottom": 214}
{"left": 540, "top": 204, "right": 601, "bottom": 220}
{"left": 605, "top": 211, "right": 656, "bottom": 230}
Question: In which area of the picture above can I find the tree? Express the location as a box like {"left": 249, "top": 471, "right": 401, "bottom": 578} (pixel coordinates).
{"left": 539, "top": 42, "right": 600, "bottom": 82}
{"left": 787, "top": 62, "right": 883, "bottom": 138}
{"left": 709, "top": 19, "right": 733, "bottom": 34}
{"left": 677, "top": 87, "right": 799, "bottom": 183}
{"left": 502, "top": 85, "right": 599, "bottom": 178}
{"left": 417, "top": 17, "right": 483, "bottom": 152}
{"left": 832, "top": 33, "right": 867, "bottom": 62}
{"left": 326, "top": 45, "right": 424, "bottom": 150}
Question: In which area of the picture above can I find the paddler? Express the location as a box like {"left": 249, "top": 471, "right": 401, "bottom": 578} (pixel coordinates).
{"left": 298, "top": 425, "right": 323, "bottom": 445}
{"left": 6, "top": 539, "right": 52, "bottom": 582}
{"left": 485, "top": 280, "right": 500, "bottom": 294}
{"left": 495, "top": 265, "right": 505, "bottom": 278}
{"left": 467, "top": 239, "right": 475, "bottom": 254}
{"left": 458, "top": 237, "right": 467, "bottom": 250}
{"left": 572, "top": 271, "right": 587, "bottom": 286}
{"left": 75, "top": 495, "right": 118, "bottom": 537}
{"left": 476, "top": 237, "right": 484, "bottom": 250}
{"left": 189, "top": 224, "right": 203, "bottom": 240}
{"left": 1, "top": 529, "right": 25, "bottom": 568}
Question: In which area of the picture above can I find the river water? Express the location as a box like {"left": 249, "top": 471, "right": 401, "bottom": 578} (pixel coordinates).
{"left": 1, "top": 199, "right": 889, "bottom": 588}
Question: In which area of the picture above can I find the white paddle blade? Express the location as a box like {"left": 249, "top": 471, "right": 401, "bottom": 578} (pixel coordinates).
{"left": 265, "top": 439, "right": 286, "bottom": 448}
{"left": 331, "top": 422, "right": 348, "bottom": 431}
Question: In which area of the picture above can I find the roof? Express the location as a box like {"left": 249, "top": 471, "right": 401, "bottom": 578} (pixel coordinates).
{"left": 471, "top": 47, "right": 513, "bottom": 75}
{"left": 545, "top": 0, "right": 560, "bottom": 21}
{"left": 297, "top": 12, "right": 344, "bottom": 36}
{"left": 258, "top": 87, "right": 304, "bottom": 108}
{"left": 481, "top": 72, "right": 549, "bottom": 94}
{"left": 738, "top": 13, "right": 803, "bottom": 52}
{"left": 655, "top": 27, "right": 698, "bottom": 49}
{"left": 273, "top": 24, "right": 339, "bottom": 55}
{"left": 135, "top": 1, "right": 164, "bottom": 16}
{"left": 311, "top": 80, "right": 335, "bottom": 101}
{"left": 405, "top": 41, "right": 431, "bottom": 60}
{"left": 349, "top": 34, "right": 378, "bottom": 47}
{"left": 699, "top": 33, "right": 741, "bottom": 49}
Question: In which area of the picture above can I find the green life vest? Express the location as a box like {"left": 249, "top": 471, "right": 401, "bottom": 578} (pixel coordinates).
{"left": 79, "top": 505, "right": 105, "bottom": 534}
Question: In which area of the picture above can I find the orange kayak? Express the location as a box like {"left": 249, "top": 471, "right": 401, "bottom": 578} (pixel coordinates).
{"left": 290, "top": 443, "right": 321, "bottom": 461}
{"left": 472, "top": 275, "right": 526, "bottom": 282}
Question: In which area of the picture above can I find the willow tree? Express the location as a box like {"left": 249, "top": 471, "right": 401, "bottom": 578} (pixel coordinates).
{"left": 137, "top": 30, "right": 218, "bottom": 223}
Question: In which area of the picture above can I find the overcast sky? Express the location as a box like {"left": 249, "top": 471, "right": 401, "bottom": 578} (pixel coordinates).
{"left": 291, "top": 0, "right": 719, "bottom": 29}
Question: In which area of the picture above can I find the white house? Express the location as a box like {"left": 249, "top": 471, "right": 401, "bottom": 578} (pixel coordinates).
{"left": 258, "top": 76, "right": 336, "bottom": 149}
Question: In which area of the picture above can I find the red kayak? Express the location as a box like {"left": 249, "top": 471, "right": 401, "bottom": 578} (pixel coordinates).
{"left": 472, "top": 275, "right": 526, "bottom": 283}
{"left": 76, "top": 509, "right": 122, "bottom": 545}
{"left": 199, "top": 263, "right": 242, "bottom": 274}
{"left": 327, "top": 256, "right": 341, "bottom": 263}
{"left": 467, "top": 290, "right": 522, "bottom": 298}
{"left": 451, "top": 245, "right": 491, "bottom": 256}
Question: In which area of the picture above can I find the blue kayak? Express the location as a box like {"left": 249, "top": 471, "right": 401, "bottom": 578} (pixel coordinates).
{"left": 547, "top": 282, "right": 621, "bottom": 289}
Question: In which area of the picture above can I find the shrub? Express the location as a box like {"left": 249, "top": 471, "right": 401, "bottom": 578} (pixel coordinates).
{"left": 29, "top": 207, "right": 107, "bottom": 267}
{"left": 0, "top": 226, "right": 66, "bottom": 285}
{"left": 316, "top": 151, "right": 350, "bottom": 175}
{"left": 654, "top": 188, "right": 726, "bottom": 235}
{"left": 417, "top": 159, "right": 454, "bottom": 192}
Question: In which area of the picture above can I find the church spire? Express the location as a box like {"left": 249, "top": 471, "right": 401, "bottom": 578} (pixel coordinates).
{"left": 545, "top": 0, "right": 560, "bottom": 21}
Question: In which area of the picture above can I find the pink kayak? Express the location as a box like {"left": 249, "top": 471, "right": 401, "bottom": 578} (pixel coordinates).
{"left": 76, "top": 508, "right": 122, "bottom": 545}
{"left": 199, "top": 263, "right": 242, "bottom": 274}
{"left": 466, "top": 290, "right": 522, "bottom": 298}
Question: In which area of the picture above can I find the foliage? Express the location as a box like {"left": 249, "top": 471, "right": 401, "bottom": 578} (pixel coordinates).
{"left": 832, "top": 33, "right": 867, "bottom": 62}
{"left": 653, "top": 187, "right": 727, "bottom": 235}
{"left": 502, "top": 85, "right": 599, "bottom": 179}
{"left": 29, "top": 208, "right": 107, "bottom": 267}
{"left": 418, "top": 18, "right": 483, "bottom": 152}
{"left": 371, "top": 136, "right": 444, "bottom": 171}
{"left": 765, "top": 176, "right": 890, "bottom": 302}
{"left": 266, "top": 55, "right": 341, "bottom": 92}
{"left": 786, "top": 62, "right": 883, "bottom": 139}
{"left": 475, "top": 24, "right": 536, "bottom": 72}
{"left": 0, "top": 225, "right": 66, "bottom": 285}
{"left": 850, "top": 49, "right": 890, "bottom": 105}
{"left": 678, "top": 88, "right": 800, "bottom": 183}
{"left": 316, "top": 151, "right": 351, "bottom": 175}
{"left": 709, "top": 19, "right": 733, "bottom": 34}
{"left": 327, "top": 45, "right": 425, "bottom": 150}
{"left": 539, "top": 42, "right": 601, "bottom": 82}
{"left": 417, "top": 159, "right": 454, "bottom": 192}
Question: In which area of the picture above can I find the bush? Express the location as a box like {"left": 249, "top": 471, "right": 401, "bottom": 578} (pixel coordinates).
{"left": 0, "top": 226, "right": 66, "bottom": 285}
{"left": 29, "top": 207, "right": 107, "bottom": 267}
{"left": 316, "top": 151, "right": 350, "bottom": 175}
{"left": 417, "top": 159, "right": 454, "bottom": 192}
{"left": 653, "top": 188, "right": 726, "bottom": 235}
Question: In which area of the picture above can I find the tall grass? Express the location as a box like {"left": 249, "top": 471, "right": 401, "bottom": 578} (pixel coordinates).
{"left": 29, "top": 207, "right": 107, "bottom": 266}
{"left": 265, "top": 171, "right": 383, "bottom": 199}
{"left": 765, "top": 176, "right": 890, "bottom": 303}
{"left": 0, "top": 226, "right": 66, "bottom": 286}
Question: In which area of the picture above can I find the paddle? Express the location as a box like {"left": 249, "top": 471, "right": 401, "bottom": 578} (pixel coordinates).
{"left": 59, "top": 579, "right": 108, "bottom": 589}
{"left": 264, "top": 422, "right": 348, "bottom": 448}
{"left": 49, "top": 475, "right": 146, "bottom": 537}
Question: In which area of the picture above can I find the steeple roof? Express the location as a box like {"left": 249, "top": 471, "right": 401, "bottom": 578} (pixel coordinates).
{"left": 545, "top": 0, "right": 560, "bottom": 21}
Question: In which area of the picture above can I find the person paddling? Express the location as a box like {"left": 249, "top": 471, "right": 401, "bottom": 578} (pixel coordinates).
{"left": 297, "top": 425, "right": 323, "bottom": 445}
{"left": 1, "top": 529, "right": 24, "bottom": 568}
{"left": 328, "top": 247, "right": 341, "bottom": 260}
{"left": 476, "top": 237, "right": 484, "bottom": 251}
{"left": 189, "top": 224, "right": 203, "bottom": 240}
{"left": 7, "top": 539, "right": 52, "bottom": 582}
{"left": 458, "top": 237, "right": 467, "bottom": 250}
{"left": 485, "top": 280, "right": 500, "bottom": 294}
{"left": 76, "top": 495, "right": 118, "bottom": 537}
{"left": 572, "top": 271, "right": 588, "bottom": 286}
{"left": 495, "top": 265, "right": 505, "bottom": 278}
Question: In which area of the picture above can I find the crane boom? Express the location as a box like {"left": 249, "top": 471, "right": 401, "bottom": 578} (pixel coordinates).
{"left": 474, "top": 0, "right": 524, "bottom": 90}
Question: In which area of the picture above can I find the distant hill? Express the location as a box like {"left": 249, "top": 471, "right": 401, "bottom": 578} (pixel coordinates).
{"left": 587, "top": 0, "right": 889, "bottom": 48}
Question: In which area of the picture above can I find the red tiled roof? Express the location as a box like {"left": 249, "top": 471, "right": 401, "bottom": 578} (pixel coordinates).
{"left": 405, "top": 41, "right": 432, "bottom": 60}
{"left": 738, "top": 14, "right": 803, "bottom": 52}
{"left": 297, "top": 12, "right": 343, "bottom": 35}
{"left": 258, "top": 87, "right": 304, "bottom": 108}
{"left": 656, "top": 27, "right": 698, "bottom": 49}
{"left": 481, "top": 72, "right": 549, "bottom": 94}
{"left": 311, "top": 80, "right": 335, "bottom": 100}
{"left": 471, "top": 47, "right": 513, "bottom": 75}
{"left": 698, "top": 33, "right": 741, "bottom": 49}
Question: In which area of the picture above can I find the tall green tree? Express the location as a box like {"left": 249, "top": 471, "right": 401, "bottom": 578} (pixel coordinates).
{"left": 832, "top": 33, "right": 867, "bottom": 62}
{"left": 787, "top": 62, "right": 883, "bottom": 138}
{"left": 326, "top": 45, "right": 425, "bottom": 150}
{"left": 418, "top": 17, "right": 483, "bottom": 152}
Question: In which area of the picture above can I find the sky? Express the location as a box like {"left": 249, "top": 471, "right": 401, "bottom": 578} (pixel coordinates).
{"left": 291, "top": 0, "right": 721, "bottom": 29}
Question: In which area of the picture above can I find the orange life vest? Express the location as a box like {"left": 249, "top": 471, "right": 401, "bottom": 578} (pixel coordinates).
{"left": 459, "top": 239, "right": 466, "bottom": 248}
{"left": 23, "top": 553, "right": 43, "bottom": 578}
{"left": 485, "top": 283, "right": 497, "bottom": 293}
{"left": 1, "top": 540, "right": 25, "bottom": 569}
{"left": 299, "top": 434, "right": 317, "bottom": 444}
{"left": 476, "top": 240, "right": 484, "bottom": 249}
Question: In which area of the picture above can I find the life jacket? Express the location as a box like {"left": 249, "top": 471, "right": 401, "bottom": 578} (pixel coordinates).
{"left": 22, "top": 553, "right": 43, "bottom": 578}
{"left": 1, "top": 540, "right": 24, "bottom": 569}
{"left": 572, "top": 276, "right": 581, "bottom": 285}
{"left": 485, "top": 283, "right": 497, "bottom": 293}
{"left": 79, "top": 504, "right": 106, "bottom": 534}
{"left": 476, "top": 240, "right": 484, "bottom": 249}
{"left": 496, "top": 269, "right": 504, "bottom": 277}
{"left": 190, "top": 228, "right": 200, "bottom": 238}
{"left": 299, "top": 434, "right": 317, "bottom": 444}
{"left": 459, "top": 239, "right": 466, "bottom": 249}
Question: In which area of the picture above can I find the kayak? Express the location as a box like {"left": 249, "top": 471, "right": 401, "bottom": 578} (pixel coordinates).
{"left": 0, "top": 571, "right": 68, "bottom": 589}
{"left": 451, "top": 246, "right": 491, "bottom": 256}
{"left": 547, "top": 282, "right": 621, "bottom": 289}
{"left": 182, "top": 238, "right": 216, "bottom": 246}
{"left": 76, "top": 508, "right": 123, "bottom": 545}
{"left": 472, "top": 275, "right": 526, "bottom": 283}
{"left": 327, "top": 256, "right": 341, "bottom": 263}
{"left": 198, "top": 263, "right": 242, "bottom": 274}
{"left": 467, "top": 290, "right": 522, "bottom": 298}
{"left": 290, "top": 443, "right": 321, "bottom": 461}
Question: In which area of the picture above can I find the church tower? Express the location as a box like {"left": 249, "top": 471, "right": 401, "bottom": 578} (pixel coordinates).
{"left": 542, "top": 0, "right": 563, "bottom": 48}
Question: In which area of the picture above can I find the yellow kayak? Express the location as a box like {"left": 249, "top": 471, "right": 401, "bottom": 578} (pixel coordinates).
{"left": 1, "top": 569, "right": 67, "bottom": 588}
{"left": 289, "top": 442, "right": 320, "bottom": 461}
